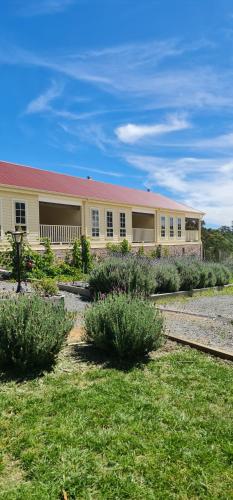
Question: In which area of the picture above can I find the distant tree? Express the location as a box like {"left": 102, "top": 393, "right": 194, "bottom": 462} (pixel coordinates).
{"left": 202, "top": 221, "right": 233, "bottom": 261}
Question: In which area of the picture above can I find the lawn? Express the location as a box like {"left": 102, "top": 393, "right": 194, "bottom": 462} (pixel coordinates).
{"left": 0, "top": 345, "right": 232, "bottom": 499}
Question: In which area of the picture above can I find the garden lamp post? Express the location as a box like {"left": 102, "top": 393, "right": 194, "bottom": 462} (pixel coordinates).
{"left": 10, "top": 230, "right": 24, "bottom": 293}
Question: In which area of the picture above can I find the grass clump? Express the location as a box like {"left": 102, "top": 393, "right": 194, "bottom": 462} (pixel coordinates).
{"left": 84, "top": 293, "right": 164, "bottom": 360}
{"left": 89, "top": 256, "right": 155, "bottom": 298}
{"left": 0, "top": 295, "right": 74, "bottom": 372}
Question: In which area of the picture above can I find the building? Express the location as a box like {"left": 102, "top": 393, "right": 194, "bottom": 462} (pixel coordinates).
{"left": 0, "top": 160, "right": 204, "bottom": 257}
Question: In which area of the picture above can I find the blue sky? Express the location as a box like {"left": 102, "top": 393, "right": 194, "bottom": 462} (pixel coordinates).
{"left": 1, "top": 0, "right": 233, "bottom": 226}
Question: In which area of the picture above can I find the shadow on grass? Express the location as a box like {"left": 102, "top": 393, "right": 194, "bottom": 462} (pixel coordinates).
{"left": 0, "top": 362, "right": 54, "bottom": 383}
{"left": 70, "top": 342, "right": 151, "bottom": 372}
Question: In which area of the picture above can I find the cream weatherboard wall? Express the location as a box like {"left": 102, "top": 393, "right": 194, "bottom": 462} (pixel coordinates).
{"left": 84, "top": 201, "right": 133, "bottom": 246}
{"left": 0, "top": 188, "right": 40, "bottom": 245}
{"left": 0, "top": 186, "right": 202, "bottom": 250}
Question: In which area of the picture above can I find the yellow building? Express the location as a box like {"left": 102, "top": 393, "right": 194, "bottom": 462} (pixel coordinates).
{"left": 0, "top": 160, "right": 204, "bottom": 257}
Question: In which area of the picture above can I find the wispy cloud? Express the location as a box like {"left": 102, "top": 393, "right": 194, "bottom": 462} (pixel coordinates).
{"left": 1, "top": 39, "right": 228, "bottom": 111}
{"left": 16, "top": 0, "right": 76, "bottom": 16}
{"left": 58, "top": 163, "right": 124, "bottom": 178}
{"left": 115, "top": 115, "right": 190, "bottom": 144}
{"left": 125, "top": 154, "right": 233, "bottom": 225}
{"left": 25, "top": 80, "right": 63, "bottom": 114}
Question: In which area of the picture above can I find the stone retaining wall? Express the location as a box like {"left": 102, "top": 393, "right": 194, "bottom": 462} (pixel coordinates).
{"left": 36, "top": 243, "right": 202, "bottom": 260}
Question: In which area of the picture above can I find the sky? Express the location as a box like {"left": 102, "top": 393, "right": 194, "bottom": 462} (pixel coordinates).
{"left": 1, "top": 1, "right": 233, "bottom": 226}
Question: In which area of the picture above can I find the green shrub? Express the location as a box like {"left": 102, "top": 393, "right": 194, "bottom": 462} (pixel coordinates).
{"left": 0, "top": 296, "right": 74, "bottom": 372}
{"left": 174, "top": 260, "right": 201, "bottom": 291}
{"left": 197, "top": 263, "right": 217, "bottom": 288}
{"left": 210, "top": 263, "right": 231, "bottom": 286}
{"left": 137, "top": 245, "right": 145, "bottom": 256}
{"left": 107, "top": 239, "right": 132, "bottom": 255}
{"left": 81, "top": 235, "right": 92, "bottom": 274}
{"left": 72, "top": 239, "right": 82, "bottom": 269}
{"left": 42, "top": 238, "right": 55, "bottom": 266}
{"left": 32, "top": 278, "right": 59, "bottom": 297}
{"left": 84, "top": 294, "right": 164, "bottom": 360}
{"left": 154, "top": 263, "right": 180, "bottom": 293}
{"left": 89, "top": 257, "right": 156, "bottom": 298}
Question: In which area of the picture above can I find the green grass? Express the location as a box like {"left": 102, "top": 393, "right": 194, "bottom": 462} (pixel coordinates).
{"left": 0, "top": 346, "right": 232, "bottom": 499}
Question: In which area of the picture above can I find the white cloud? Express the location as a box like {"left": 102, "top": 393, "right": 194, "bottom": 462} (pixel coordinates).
{"left": 25, "top": 81, "right": 63, "bottom": 114}
{"left": 125, "top": 155, "right": 233, "bottom": 225}
{"left": 115, "top": 115, "right": 190, "bottom": 144}
{"left": 1, "top": 39, "right": 230, "bottom": 111}
{"left": 17, "top": 0, "right": 76, "bottom": 16}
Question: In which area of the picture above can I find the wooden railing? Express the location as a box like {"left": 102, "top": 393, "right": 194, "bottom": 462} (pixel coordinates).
{"left": 133, "top": 228, "right": 155, "bottom": 243}
{"left": 185, "top": 230, "right": 199, "bottom": 242}
{"left": 40, "top": 225, "right": 81, "bottom": 244}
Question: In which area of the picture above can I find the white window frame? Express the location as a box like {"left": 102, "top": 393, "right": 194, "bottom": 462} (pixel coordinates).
{"left": 169, "top": 217, "right": 174, "bottom": 238}
{"left": 13, "top": 200, "right": 27, "bottom": 231}
{"left": 160, "top": 215, "right": 166, "bottom": 238}
{"left": 177, "top": 217, "right": 182, "bottom": 238}
{"left": 119, "top": 212, "right": 126, "bottom": 238}
{"left": 91, "top": 208, "right": 100, "bottom": 238}
{"left": 106, "top": 210, "right": 114, "bottom": 238}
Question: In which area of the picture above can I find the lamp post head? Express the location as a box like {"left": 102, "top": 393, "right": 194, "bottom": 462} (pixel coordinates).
{"left": 10, "top": 230, "right": 24, "bottom": 244}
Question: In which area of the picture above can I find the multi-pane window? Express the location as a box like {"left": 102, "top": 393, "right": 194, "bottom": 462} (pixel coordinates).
{"left": 170, "top": 217, "right": 174, "bottom": 237}
{"left": 106, "top": 211, "right": 113, "bottom": 237}
{"left": 120, "top": 212, "right": 126, "bottom": 237}
{"left": 15, "top": 202, "right": 26, "bottom": 229}
{"left": 91, "top": 209, "right": 99, "bottom": 237}
{"left": 177, "top": 217, "right": 182, "bottom": 238}
{"left": 161, "top": 216, "right": 166, "bottom": 238}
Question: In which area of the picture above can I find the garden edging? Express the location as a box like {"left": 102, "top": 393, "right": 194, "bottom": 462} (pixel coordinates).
{"left": 58, "top": 283, "right": 233, "bottom": 301}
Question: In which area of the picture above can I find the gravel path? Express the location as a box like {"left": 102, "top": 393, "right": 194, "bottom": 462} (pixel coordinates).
{"left": 164, "top": 311, "right": 233, "bottom": 353}
{"left": 161, "top": 295, "right": 233, "bottom": 320}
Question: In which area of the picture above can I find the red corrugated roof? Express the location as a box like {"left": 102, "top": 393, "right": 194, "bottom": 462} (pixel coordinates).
{"left": 0, "top": 160, "right": 202, "bottom": 213}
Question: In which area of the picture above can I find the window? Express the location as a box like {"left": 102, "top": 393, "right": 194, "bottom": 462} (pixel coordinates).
{"left": 15, "top": 202, "right": 26, "bottom": 230}
{"left": 170, "top": 217, "right": 174, "bottom": 237}
{"left": 106, "top": 211, "right": 113, "bottom": 237}
{"left": 177, "top": 217, "right": 182, "bottom": 238}
{"left": 91, "top": 209, "right": 99, "bottom": 237}
{"left": 120, "top": 212, "right": 126, "bottom": 237}
{"left": 161, "top": 216, "right": 166, "bottom": 238}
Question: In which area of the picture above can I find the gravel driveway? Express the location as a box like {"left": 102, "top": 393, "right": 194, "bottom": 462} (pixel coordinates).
{"left": 160, "top": 295, "right": 233, "bottom": 353}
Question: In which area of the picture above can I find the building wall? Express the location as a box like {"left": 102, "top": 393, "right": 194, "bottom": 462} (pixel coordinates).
{"left": 0, "top": 188, "right": 40, "bottom": 245}
{"left": 0, "top": 186, "right": 203, "bottom": 250}
{"left": 84, "top": 202, "right": 133, "bottom": 244}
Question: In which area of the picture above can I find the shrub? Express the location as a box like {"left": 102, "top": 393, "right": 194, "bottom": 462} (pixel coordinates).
{"left": 72, "top": 239, "right": 82, "bottom": 269}
{"left": 154, "top": 263, "right": 180, "bottom": 293}
{"left": 32, "top": 278, "right": 59, "bottom": 297}
{"left": 174, "top": 260, "right": 201, "bottom": 291}
{"left": 81, "top": 235, "right": 92, "bottom": 274}
{"left": 107, "top": 239, "right": 132, "bottom": 255}
{"left": 89, "top": 256, "right": 156, "bottom": 298}
{"left": 0, "top": 296, "right": 74, "bottom": 372}
{"left": 210, "top": 263, "right": 231, "bottom": 286}
{"left": 137, "top": 245, "right": 145, "bottom": 256}
{"left": 84, "top": 294, "right": 164, "bottom": 360}
{"left": 197, "top": 263, "right": 217, "bottom": 288}
{"left": 42, "top": 238, "right": 55, "bottom": 266}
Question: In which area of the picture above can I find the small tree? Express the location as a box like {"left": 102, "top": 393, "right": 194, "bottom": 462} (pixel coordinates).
{"left": 81, "top": 235, "right": 92, "bottom": 274}
{"left": 42, "top": 238, "right": 55, "bottom": 266}
{"left": 72, "top": 239, "right": 82, "bottom": 269}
